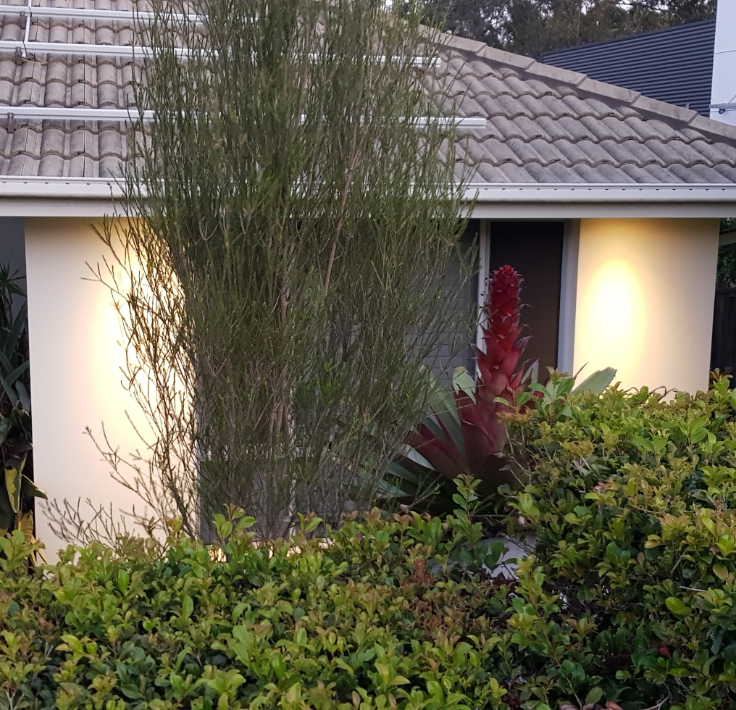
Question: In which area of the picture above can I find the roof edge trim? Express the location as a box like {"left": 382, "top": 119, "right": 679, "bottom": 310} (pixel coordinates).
{"left": 1, "top": 177, "right": 736, "bottom": 203}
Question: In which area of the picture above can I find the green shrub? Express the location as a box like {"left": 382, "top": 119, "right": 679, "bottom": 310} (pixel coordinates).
{"left": 11, "top": 370, "right": 736, "bottom": 709}
{"left": 1, "top": 480, "right": 640, "bottom": 710}
{"left": 504, "top": 375, "right": 736, "bottom": 708}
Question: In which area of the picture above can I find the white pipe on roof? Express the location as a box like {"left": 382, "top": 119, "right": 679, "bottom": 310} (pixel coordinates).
{"left": 0, "top": 4, "right": 205, "bottom": 23}
{"left": 0, "top": 39, "right": 191, "bottom": 58}
{"left": 0, "top": 105, "right": 485, "bottom": 126}
{"left": 0, "top": 38, "right": 440, "bottom": 67}
{"left": 0, "top": 106, "right": 153, "bottom": 120}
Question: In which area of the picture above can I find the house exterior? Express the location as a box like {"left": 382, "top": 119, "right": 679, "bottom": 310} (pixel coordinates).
{"left": 0, "top": 4, "right": 734, "bottom": 551}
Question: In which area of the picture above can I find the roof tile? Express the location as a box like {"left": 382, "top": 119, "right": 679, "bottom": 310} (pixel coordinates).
{"left": 534, "top": 115, "right": 575, "bottom": 141}
{"left": 524, "top": 61, "right": 586, "bottom": 87}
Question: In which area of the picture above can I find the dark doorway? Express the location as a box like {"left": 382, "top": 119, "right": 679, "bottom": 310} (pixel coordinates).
{"left": 489, "top": 221, "right": 564, "bottom": 375}
{"left": 711, "top": 287, "right": 736, "bottom": 374}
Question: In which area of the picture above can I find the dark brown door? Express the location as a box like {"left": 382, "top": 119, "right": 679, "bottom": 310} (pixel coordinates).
{"left": 488, "top": 221, "right": 564, "bottom": 376}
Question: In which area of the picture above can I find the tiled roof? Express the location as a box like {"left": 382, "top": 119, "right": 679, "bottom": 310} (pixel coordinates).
{"left": 0, "top": 4, "right": 736, "bottom": 184}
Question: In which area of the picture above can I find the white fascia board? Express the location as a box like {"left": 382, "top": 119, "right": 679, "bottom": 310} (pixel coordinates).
{"left": 467, "top": 202, "right": 736, "bottom": 219}
{"left": 0, "top": 177, "right": 124, "bottom": 198}
{"left": 466, "top": 183, "right": 736, "bottom": 219}
{"left": 0, "top": 178, "right": 735, "bottom": 218}
{"left": 0, "top": 197, "right": 120, "bottom": 217}
{"left": 0, "top": 178, "right": 121, "bottom": 217}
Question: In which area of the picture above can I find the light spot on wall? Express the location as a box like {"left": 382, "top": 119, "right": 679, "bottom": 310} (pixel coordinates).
{"left": 581, "top": 258, "right": 645, "bottom": 379}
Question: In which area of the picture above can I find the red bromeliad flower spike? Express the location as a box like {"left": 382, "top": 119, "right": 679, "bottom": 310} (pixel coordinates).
{"left": 476, "top": 265, "right": 530, "bottom": 405}
{"left": 451, "top": 265, "right": 533, "bottom": 479}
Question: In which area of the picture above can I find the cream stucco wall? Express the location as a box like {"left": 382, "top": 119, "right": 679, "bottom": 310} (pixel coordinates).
{"left": 25, "top": 218, "right": 154, "bottom": 555}
{"left": 573, "top": 218, "right": 720, "bottom": 394}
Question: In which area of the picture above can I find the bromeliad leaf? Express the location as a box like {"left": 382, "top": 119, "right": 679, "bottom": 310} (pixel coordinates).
{"left": 21, "top": 475, "right": 46, "bottom": 500}
{"left": 17, "top": 510, "right": 33, "bottom": 541}
{"left": 572, "top": 367, "right": 617, "bottom": 395}
{"left": 4, "top": 459, "right": 22, "bottom": 513}
{"left": 0, "top": 417, "right": 10, "bottom": 447}
{"left": 452, "top": 367, "right": 476, "bottom": 402}
{"left": 15, "top": 380, "right": 30, "bottom": 414}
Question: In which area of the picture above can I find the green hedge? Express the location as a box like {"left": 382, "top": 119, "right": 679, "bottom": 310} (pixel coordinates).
{"left": 8, "top": 377, "right": 736, "bottom": 709}
{"left": 504, "top": 375, "right": 736, "bottom": 708}
{"left": 1, "top": 484, "right": 619, "bottom": 710}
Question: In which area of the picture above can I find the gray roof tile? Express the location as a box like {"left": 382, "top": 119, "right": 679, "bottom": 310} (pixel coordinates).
{"left": 716, "top": 164, "right": 736, "bottom": 181}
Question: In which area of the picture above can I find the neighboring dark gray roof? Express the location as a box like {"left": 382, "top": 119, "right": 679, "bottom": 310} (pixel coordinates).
{"left": 0, "top": 5, "right": 735, "bottom": 185}
{"left": 541, "top": 20, "right": 716, "bottom": 117}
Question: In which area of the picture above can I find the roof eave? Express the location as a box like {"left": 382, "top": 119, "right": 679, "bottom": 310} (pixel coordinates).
{"left": 467, "top": 183, "right": 736, "bottom": 219}
{"left": 0, "top": 178, "right": 734, "bottom": 219}
{"left": 467, "top": 182, "right": 736, "bottom": 203}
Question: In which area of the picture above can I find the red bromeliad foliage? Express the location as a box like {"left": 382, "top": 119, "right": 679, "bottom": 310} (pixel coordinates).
{"left": 390, "top": 266, "right": 534, "bottom": 495}
{"left": 387, "top": 265, "right": 615, "bottom": 507}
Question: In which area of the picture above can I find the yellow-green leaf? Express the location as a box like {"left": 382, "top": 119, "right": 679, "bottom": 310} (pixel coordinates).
{"left": 714, "top": 563, "right": 729, "bottom": 582}
{"left": 665, "top": 597, "right": 690, "bottom": 616}
{"left": 22, "top": 475, "right": 46, "bottom": 500}
{"left": 585, "top": 687, "right": 603, "bottom": 705}
{"left": 4, "top": 463, "right": 21, "bottom": 513}
{"left": 17, "top": 512, "right": 33, "bottom": 542}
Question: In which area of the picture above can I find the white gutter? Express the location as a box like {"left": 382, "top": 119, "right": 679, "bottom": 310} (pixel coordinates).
{"left": 0, "top": 177, "right": 734, "bottom": 201}
{"left": 0, "top": 177, "right": 124, "bottom": 198}
{"left": 0, "top": 107, "right": 155, "bottom": 121}
{"left": 466, "top": 182, "right": 736, "bottom": 203}
{"left": 0, "top": 178, "right": 734, "bottom": 218}
{"left": 0, "top": 40, "right": 439, "bottom": 68}
{"left": 466, "top": 183, "right": 736, "bottom": 218}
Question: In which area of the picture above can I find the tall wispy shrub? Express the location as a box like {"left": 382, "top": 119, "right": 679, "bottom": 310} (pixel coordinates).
{"left": 83, "top": 0, "right": 470, "bottom": 539}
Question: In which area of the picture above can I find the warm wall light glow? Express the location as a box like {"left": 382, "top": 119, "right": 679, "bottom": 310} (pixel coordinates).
{"left": 573, "top": 219, "right": 720, "bottom": 394}
{"left": 582, "top": 259, "right": 645, "bottom": 378}
{"left": 25, "top": 219, "right": 164, "bottom": 557}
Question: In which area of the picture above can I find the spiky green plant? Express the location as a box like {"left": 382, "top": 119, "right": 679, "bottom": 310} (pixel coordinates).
{"left": 65, "top": 0, "right": 474, "bottom": 540}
